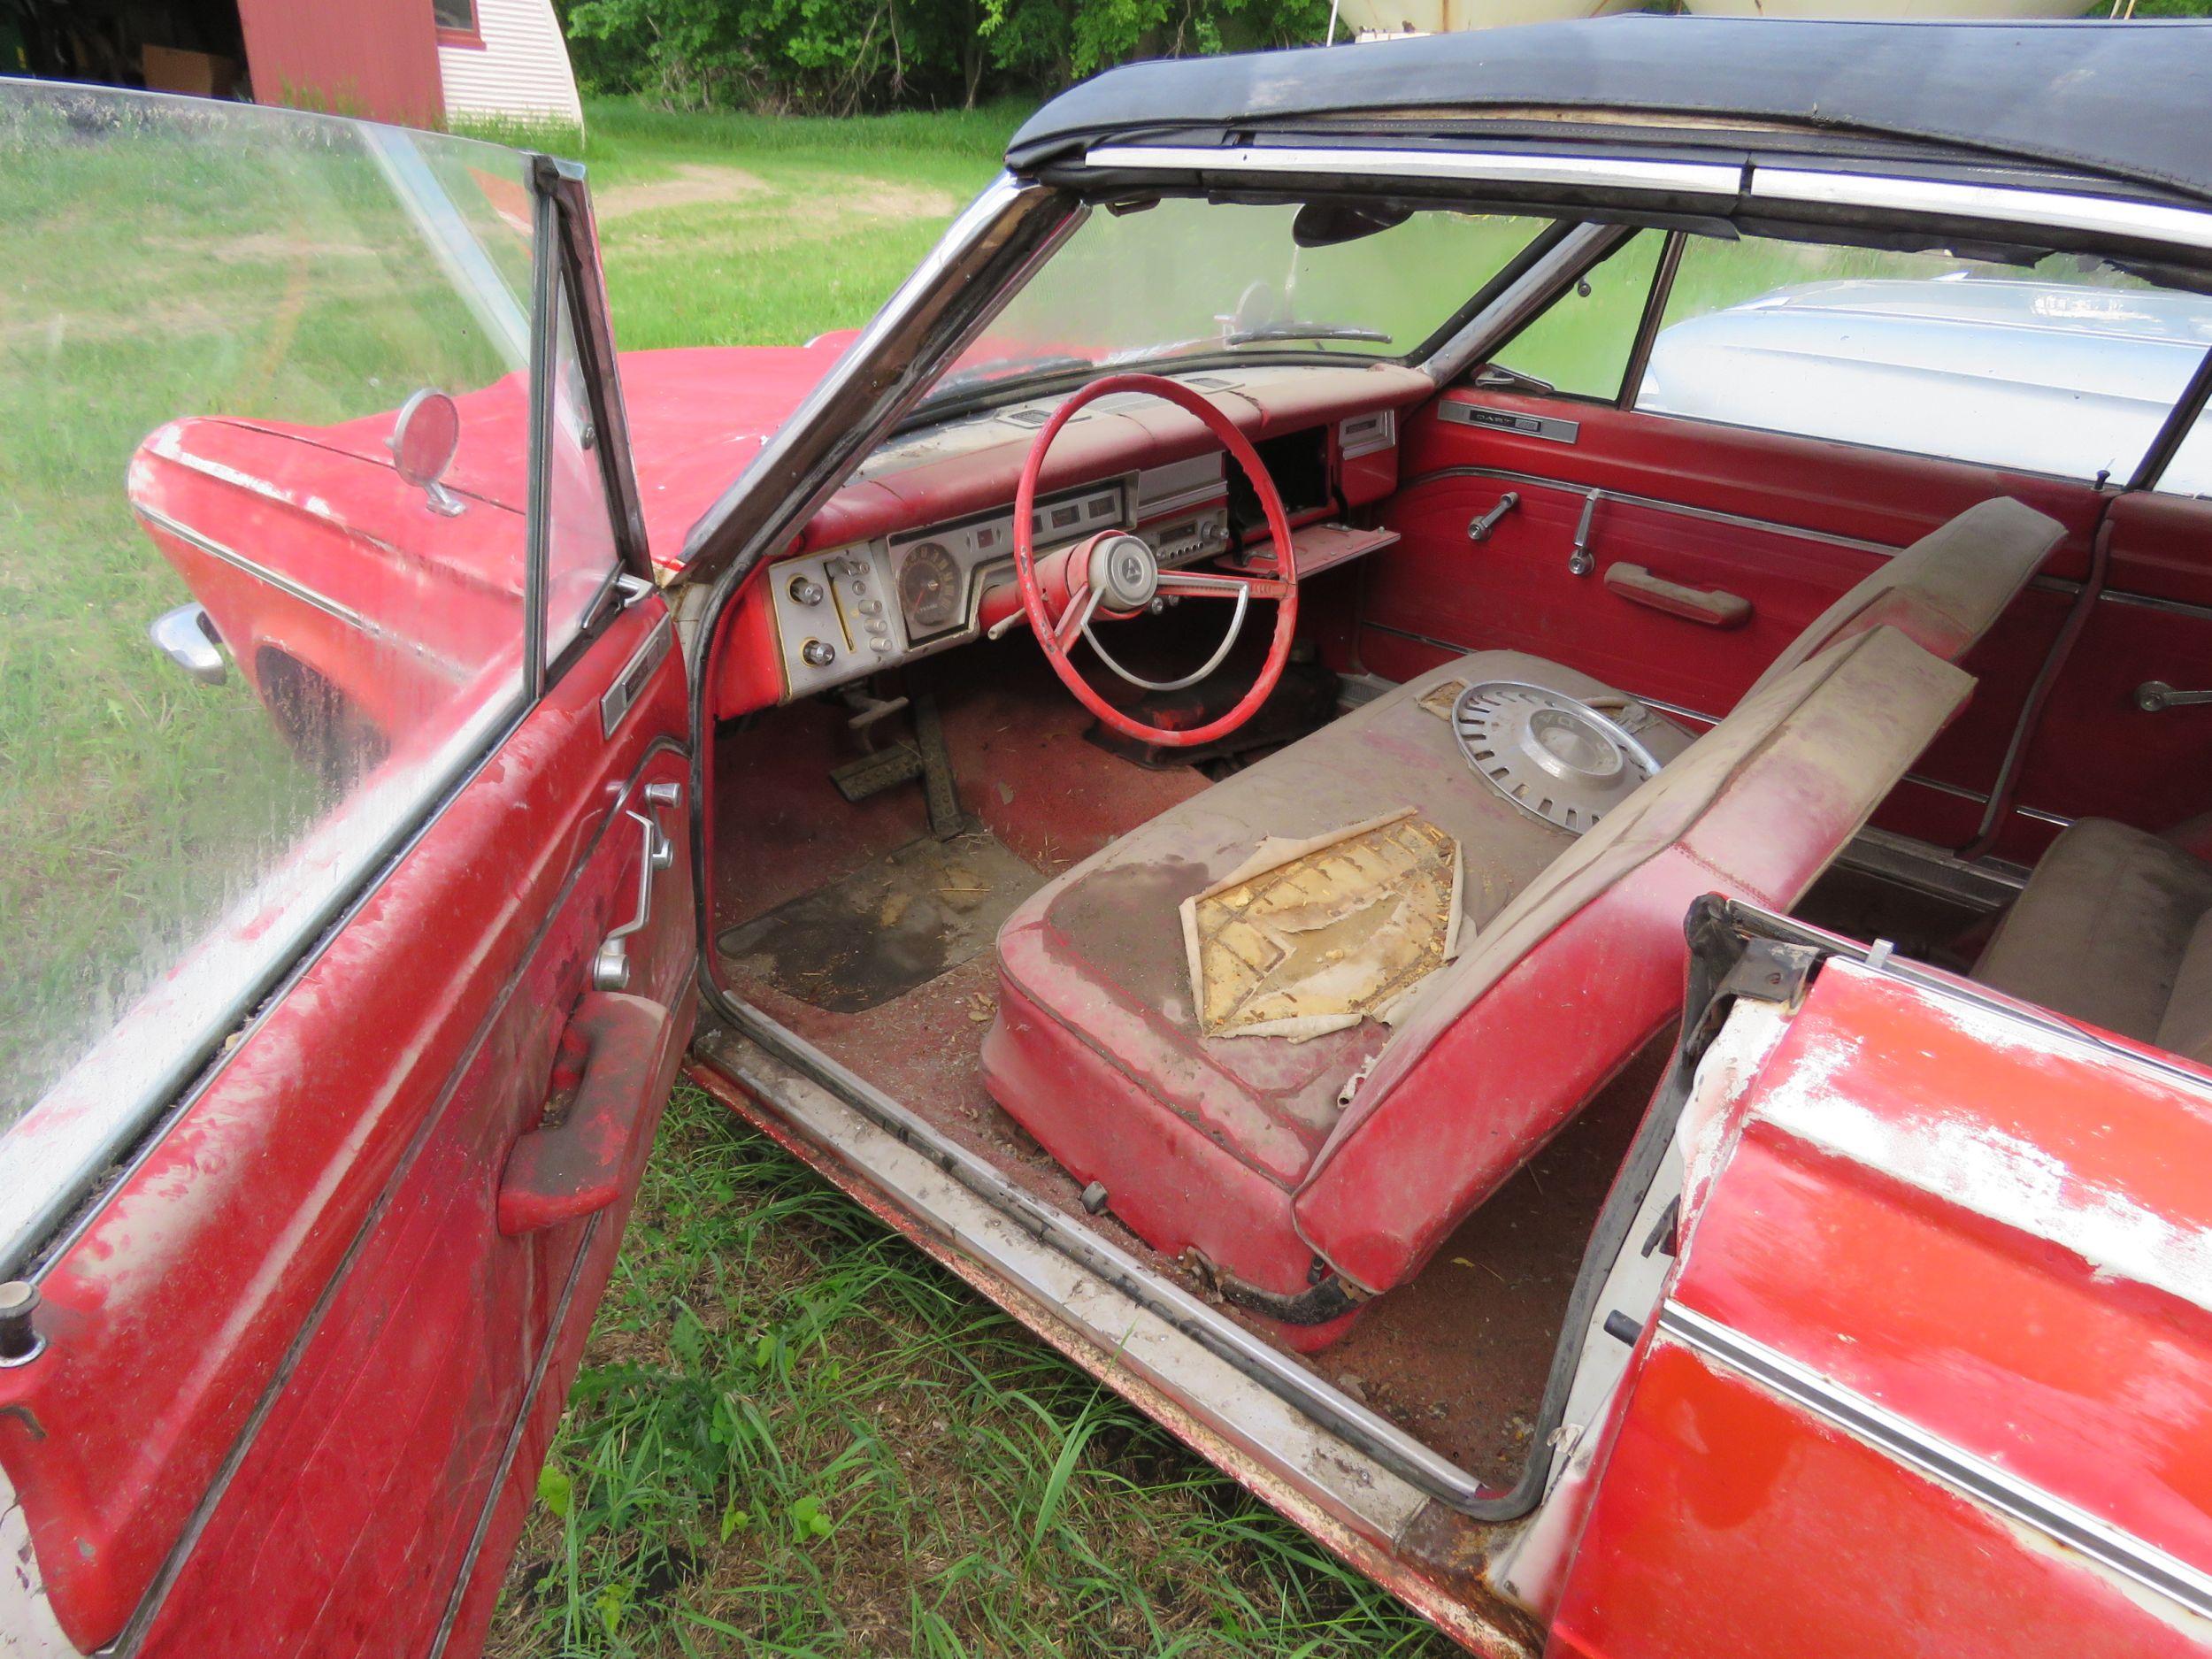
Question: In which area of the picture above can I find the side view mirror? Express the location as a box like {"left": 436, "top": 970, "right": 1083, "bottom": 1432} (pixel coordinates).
{"left": 387, "top": 388, "right": 465, "bottom": 517}
{"left": 149, "top": 603, "right": 227, "bottom": 686}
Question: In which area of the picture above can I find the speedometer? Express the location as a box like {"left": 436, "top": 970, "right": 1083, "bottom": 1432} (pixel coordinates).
{"left": 897, "top": 541, "right": 963, "bottom": 638}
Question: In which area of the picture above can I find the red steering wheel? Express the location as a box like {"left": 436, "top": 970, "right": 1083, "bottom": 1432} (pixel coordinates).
{"left": 1011, "top": 373, "right": 1299, "bottom": 749}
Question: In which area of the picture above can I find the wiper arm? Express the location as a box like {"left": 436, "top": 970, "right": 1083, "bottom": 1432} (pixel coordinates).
{"left": 1222, "top": 323, "right": 1394, "bottom": 348}
{"left": 926, "top": 352, "right": 1093, "bottom": 399}
{"left": 1472, "top": 363, "right": 1555, "bottom": 395}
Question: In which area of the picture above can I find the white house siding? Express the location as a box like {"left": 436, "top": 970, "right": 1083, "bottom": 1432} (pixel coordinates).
{"left": 439, "top": 0, "right": 584, "bottom": 130}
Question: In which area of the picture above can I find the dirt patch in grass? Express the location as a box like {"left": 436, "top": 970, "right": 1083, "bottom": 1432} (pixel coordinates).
{"left": 834, "top": 178, "right": 964, "bottom": 220}
{"left": 595, "top": 162, "right": 772, "bottom": 220}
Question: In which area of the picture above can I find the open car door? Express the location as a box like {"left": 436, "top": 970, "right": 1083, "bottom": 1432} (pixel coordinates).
{"left": 0, "top": 90, "right": 694, "bottom": 1657}
{"left": 1542, "top": 905, "right": 2212, "bottom": 1656}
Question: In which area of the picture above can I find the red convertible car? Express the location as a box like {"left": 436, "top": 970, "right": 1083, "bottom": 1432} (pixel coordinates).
{"left": 8, "top": 18, "right": 2212, "bottom": 1656}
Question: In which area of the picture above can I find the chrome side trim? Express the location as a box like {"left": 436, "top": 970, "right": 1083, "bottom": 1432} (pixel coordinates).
{"left": 1439, "top": 403, "right": 1578, "bottom": 445}
{"left": 1085, "top": 143, "right": 1744, "bottom": 200}
{"left": 425, "top": 1212, "right": 603, "bottom": 1659}
{"left": 2101, "top": 587, "right": 2212, "bottom": 623}
{"left": 601, "top": 611, "right": 672, "bottom": 738}
{"left": 1657, "top": 1301, "right": 2212, "bottom": 1622}
{"left": 134, "top": 504, "right": 373, "bottom": 633}
{"left": 1749, "top": 167, "right": 2212, "bottom": 257}
{"left": 1394, "top": 463, "right": 1899, "bottom": 557}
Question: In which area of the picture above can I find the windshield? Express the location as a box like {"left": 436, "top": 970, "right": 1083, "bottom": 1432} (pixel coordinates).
{"left": 926, "top": 196, "right": 1554, "bottom": 405}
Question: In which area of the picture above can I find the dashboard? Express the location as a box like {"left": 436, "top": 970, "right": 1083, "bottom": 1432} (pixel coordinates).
{"left": 768, "top": 454, "right": 1233, "bottom": 700}
{"left": 712, "top": 362, "right": 1429, "bottom": 716}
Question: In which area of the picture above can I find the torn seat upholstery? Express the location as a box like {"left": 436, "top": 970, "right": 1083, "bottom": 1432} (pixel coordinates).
{"left": 984, "top": 627, "right": 1974, "bottom": 1349}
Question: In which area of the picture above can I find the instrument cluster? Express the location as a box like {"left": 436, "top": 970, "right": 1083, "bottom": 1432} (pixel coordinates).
{"left": 772, "top": 459, "right": 1232, "bottom": 701}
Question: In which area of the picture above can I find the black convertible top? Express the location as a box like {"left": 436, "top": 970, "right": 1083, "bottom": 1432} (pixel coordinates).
{"left": 1007, "top": 18, "right": 2212, "bottom": 208}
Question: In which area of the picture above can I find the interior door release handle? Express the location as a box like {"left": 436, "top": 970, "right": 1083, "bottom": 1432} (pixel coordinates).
{"left": 1467, "top": 492, "right": 1519, "bottom": 542}
{"left": 1603, "top": 562, "right": 1753, "bottom": 629}
{"left": 593, "top": 780, "right": 680, "bottom": 992}
{"left": 2136, "top": 680, "right": 2212, "bottom": 712}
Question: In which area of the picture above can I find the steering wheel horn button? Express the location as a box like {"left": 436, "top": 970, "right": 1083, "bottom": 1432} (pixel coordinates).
{"left": 1087, "top": 531, "right": 1160, "bottom": 611}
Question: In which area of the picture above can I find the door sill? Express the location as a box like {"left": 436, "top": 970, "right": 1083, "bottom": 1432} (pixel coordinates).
{"left": 685, "top": 1003, "right": 1544, "bottom": 1656}
{"left": 1839, "top": 824, "right": 2028, "bottom": 911}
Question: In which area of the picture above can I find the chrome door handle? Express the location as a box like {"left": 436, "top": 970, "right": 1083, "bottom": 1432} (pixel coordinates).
{"left": 2135, "top": 680, "right": 2212, "bottom": 713}
{"left": 592, "top": 780, "right": 680, "bottom": 992}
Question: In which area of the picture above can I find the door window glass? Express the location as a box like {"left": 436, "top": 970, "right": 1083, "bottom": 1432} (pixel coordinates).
{"left": 1487, "top": 230, "right": 1664, "bottom": 400}
{"left": 545, "top": 281, "right": 624, "bottom": 661}
{"left": 1635, "top": 233, "right": 2212, "bottom": 484}
{"left": 0, "top": 86, "right": 555, "bottom": 1256}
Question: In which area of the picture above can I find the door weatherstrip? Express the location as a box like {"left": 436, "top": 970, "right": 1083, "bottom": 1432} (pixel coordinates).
{"left": 1658, "top": 1300, "right": 2212, "bottom": 1622}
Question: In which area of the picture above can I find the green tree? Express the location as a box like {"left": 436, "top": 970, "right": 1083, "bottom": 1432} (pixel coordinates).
{"left": 555, "top": 0, "right": 1333, "bottom": 114}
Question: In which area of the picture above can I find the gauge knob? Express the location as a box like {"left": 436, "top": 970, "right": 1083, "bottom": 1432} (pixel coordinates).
{"left": 801, "top": 639, "right": 835, "bottom": 668}
{"left": 788, "top": 575, "right": 825, "bottom": 606}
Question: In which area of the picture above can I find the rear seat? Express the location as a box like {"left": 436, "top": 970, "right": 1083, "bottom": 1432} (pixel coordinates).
{"left": 1975, "top": 818, "right": 2212, "bottom": 1058}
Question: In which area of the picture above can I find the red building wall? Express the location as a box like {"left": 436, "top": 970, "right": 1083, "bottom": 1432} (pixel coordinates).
{"left": 236, "top": 0, "right": 445, "bottom": 128}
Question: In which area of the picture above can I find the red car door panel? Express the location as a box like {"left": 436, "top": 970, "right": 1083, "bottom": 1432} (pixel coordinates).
{"left": 1369, "top": 391, "right": 2114, "bottom": 857}
{"left": 1395, "top": 392, "right": 2105, "bottom": 567}
{"left": 2005, "top": 489, "right": 2212, "bottom": 848}
{"left": 1, "top": 603, "right": 693, "bottom": 1654}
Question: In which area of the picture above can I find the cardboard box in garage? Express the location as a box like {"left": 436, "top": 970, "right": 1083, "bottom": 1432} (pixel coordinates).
{"left": 142, "top": 46, "right": 239, "bottom": 98}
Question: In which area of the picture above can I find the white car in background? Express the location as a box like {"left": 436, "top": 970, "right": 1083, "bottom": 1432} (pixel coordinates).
{"left": 1643, "top": 273, "right": 2212, "bottom": 495}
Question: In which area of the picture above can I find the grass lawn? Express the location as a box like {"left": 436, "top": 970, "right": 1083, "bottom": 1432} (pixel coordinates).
{"left": 480, "top": 99, "right": 1455, "bottom": 1659}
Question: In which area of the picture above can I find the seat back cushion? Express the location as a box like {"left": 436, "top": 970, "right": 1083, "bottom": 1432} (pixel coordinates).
{"left": 2158, "top": 912, "right": 2212, "bottom": 1064}
{"left": 1292, "top": 626, "right": 1975, "bottom": 1295}
{"left": 1745, "top": 495, "right": 2063, "bottom": 699}
{"left": 1975, "top": 817, "right": 2212, "bottom": 1045}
